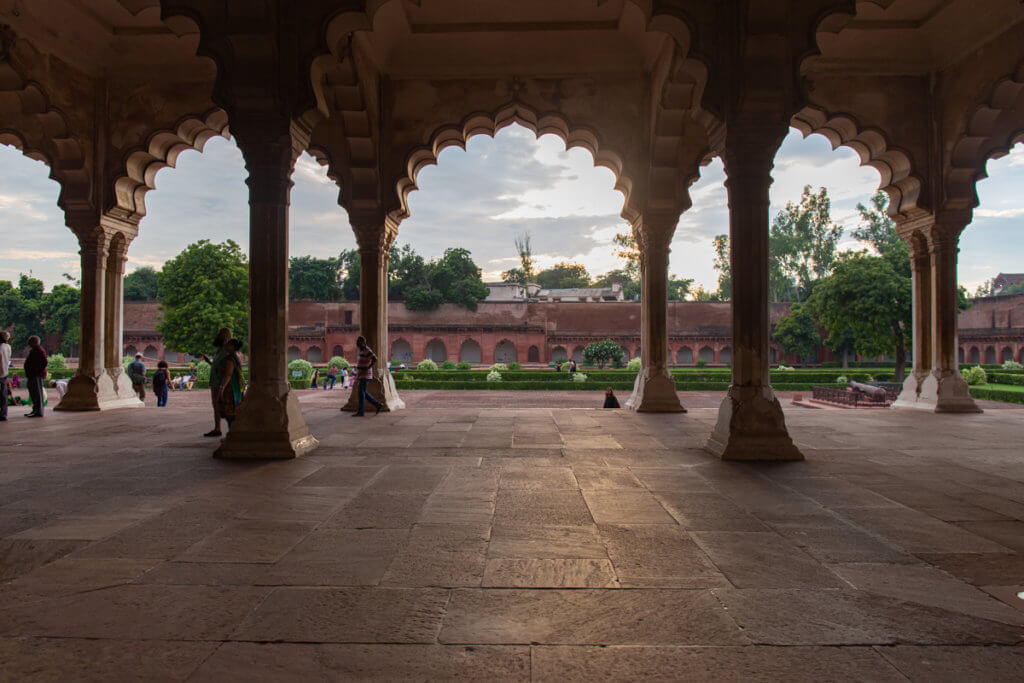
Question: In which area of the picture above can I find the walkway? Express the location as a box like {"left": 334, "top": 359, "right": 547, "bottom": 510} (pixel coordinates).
{"left": 2, "top": 391, "right": 1023, "bottom": 680}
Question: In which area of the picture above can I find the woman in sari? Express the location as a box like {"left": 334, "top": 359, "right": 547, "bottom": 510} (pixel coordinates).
{"left": 216, "top": 338, "right": 246, "bottom": 428}
{"left": 202, "top": 327, "right": 231, "bottom": 437}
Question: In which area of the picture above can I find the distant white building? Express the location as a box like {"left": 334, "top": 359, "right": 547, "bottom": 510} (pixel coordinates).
{"left": 536, "top": 282, "right": 625, "bottom": 302}
{"left": 484, "top": 282, "right": 540, "bottom": 302}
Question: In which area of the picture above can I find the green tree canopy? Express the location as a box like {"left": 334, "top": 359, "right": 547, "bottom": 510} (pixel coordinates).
{"left": 583, "top": 339, "right": 625, "bottom": 369}
{"left": 156, "top": 240, "right": 249, "bottom": 356}
{"left": 772, "top": 303, "right": 821, "bottom": 365}
{"left": 0, "top": 275, "right": 80, "bottom": 353}
{"left": 536, "top": 262, "right": 591, "bottom": 290}
{"left": 289, "top": 256, "right": 342, "bottom": 300}
{"left": 42, "top": 283, "right": 80, "bottom": 355}
{"left": 808, "top": 252, "right": 911, "bottom": 381}
{"left": 124, "top": 266, "right": 160, "bottom": 300}
{"left": 501, "top": 232, "right": 536, "bottom": 284}
{"left": 338, "top": 249, "right": 360, "bottom": 300}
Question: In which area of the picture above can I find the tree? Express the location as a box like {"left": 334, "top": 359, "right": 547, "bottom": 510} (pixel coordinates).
{"left": 42, "top": 283, "right": 80, "bottom": 355}
{"left": 0, "top": 275, "right": 44, "bottom": 349}
{"left": 593, "top": 269, "right": 640, "bottom": 300}
{"left": 389, "top": 245, "right": 489, "bottom": 312}
{"left": 156, "top": 240, "right": 249, "bottom": 355}
{"left": 583, "top": 339, "right": 625, "bottom": 369}
{"left": 289, "top": 256, "right": 342, "bottom": 300}
{"left": 502, "top": 232, "right": 536, "bottom": 284}
{"left": 389, "top": 244, "right": 429, "bottom": 300}
{"left": 853, "top": 190, "right": 910, "bottom": 279}
{"left": 711, "top": 234, "right": 731, "bottom": 301}
{"left": 536, "top": 262, "right": 591, "bottom": 289}
{"left": 124, "top": 266, "right": 160, "bottom": 300}
{"left": 809, "top": 252, "right": 911, "bottom": 381}
{"left": 668, "top": 277, "right": 694, "bottom": 301}
{"left": 772, "top": 304, "right": 821, "bottom": 365}
{"left": 338, "top": 249, "right": 360, "bottom": 300}
{"left": 769, "top": 186, "right": 843, "bottom": 301}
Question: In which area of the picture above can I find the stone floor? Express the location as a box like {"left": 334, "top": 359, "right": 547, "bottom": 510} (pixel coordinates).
{"left": 1, "top": 389, "right": 1023, "bottom": 681}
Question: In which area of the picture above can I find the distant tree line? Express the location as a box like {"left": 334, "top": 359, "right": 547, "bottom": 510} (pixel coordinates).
{"left": 0, "top": 274, "right": 80, "bottom": 354}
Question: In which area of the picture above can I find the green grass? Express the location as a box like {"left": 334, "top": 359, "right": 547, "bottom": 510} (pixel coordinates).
{"left": 984, "top": 383, "right": 1024, "bottom": 393}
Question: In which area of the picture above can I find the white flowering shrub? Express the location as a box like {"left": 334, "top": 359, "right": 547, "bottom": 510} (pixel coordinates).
{"left": 486, "top": 370, "right": 502, "bottom": 382}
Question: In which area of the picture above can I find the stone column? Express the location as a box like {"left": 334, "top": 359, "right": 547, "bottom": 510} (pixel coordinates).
{"left": 216, "top": 120, "right": 319, "bottom": 459}
{"left": 626, "top": 219, "right": 684, "bottom": 412}
{"left": 706, "top": 130, "right": 802, "bottom": 461}
{"left": 104, "top": 233, "right": 143, "bottom": 404}
{"left": 918, "top": 217, "right": 981, "bottom": 413}
{"left": 56, "top": 229, "right": 122, "bottom": 410}
{"left": 895, "top": 231, "right": 933, "bottom": 407}
{"left": 343, "top": 216, "right": 405, "bottom": 412}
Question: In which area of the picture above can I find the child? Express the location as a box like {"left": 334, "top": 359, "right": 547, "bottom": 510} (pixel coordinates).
{"left": 153, "top": 361, "right": 170, "bottom": 407}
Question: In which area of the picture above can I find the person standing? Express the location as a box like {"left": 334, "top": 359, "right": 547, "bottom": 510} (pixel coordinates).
{"left": 23, "top": 335, "right": 47, "bottom": 418}
{"left": 311, "top": 367, "right": 319, "bottom": 389}
{"left": 200, "top": 327, "right": 231, "bottom": 437}
{"left": 153, "top": 361, "right": 170, "bottom": 407}
{"left": 603, "top": 387, "right": 620, "bottom": 408}
{"left": 128, "top": 353, "right": 147, "bottom": 401}
{"left": 215, "top": 338, "right": 245, "bottom": 428}
{"left": 324, "top": 366, "right": 336, "bottom": 390}
{"left": 352, "top": 335, "right": 383, "bottom": 417}
{"left": 0, "top": 331, "right": 11, "bottom": 421}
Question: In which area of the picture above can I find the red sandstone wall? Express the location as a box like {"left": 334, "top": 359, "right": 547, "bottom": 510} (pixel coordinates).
{"left": 958, "top": 293, "right": 1024, "bottom": 329}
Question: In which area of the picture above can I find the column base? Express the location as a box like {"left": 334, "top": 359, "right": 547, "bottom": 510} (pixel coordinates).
{"left": 215, "top": 388, "right": 319, "bottom": 459}
{"left": 705, "top": 385, "right": 803, "bottom": 461}
{"left": 625, "top": 368, "right": 685, "bottom": 412}
{"left": 54, "top": 372, "right": 144, "bottom": 411}
{"left": 915, "top": 369, "right": 983, "bottom": 413}
{"left": 893, "top": 370, "right": 930, "bottom": 409}
{"left": 342, "top": 371, "right": 406, "bottom": 412}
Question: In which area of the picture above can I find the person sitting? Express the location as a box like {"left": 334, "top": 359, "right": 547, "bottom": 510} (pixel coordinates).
{"left": 603, "top": 387, "right": 620, "bottom": 409}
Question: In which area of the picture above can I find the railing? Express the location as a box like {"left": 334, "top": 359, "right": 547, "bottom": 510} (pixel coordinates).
{"left": 812, "top": 384, "right": 897, "bottom": 408}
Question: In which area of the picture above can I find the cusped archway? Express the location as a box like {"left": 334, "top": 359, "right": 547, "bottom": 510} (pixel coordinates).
{"left": 495, "top": 340, "right": 517, "bottom": 364}
{"left": 391, "top": 339, "right": 413, "bottom": 363}
{"left": 425, "top": 338, "right": 447, "bottom": 363}
{"left": 459, "top": 339, "right": 482, "bottom": 364}
{"left": 677, "top": 347, "right": 694, "bottom": 364}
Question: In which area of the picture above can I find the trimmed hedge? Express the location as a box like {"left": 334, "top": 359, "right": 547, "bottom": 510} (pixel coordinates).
{"left": 986, "top": 372, "right": 1024, "bottom": 386}
{"left": 392, "top": 379, "right": 825, "bottom": 391}
{"left": 970, "top": 386, "right": 1024, "bottom": 405}
{"left": 391, "top": 368, "right": 889, "bottom": 383}
{"left": 289, "top": 378, "right": 312, "bottom": 389}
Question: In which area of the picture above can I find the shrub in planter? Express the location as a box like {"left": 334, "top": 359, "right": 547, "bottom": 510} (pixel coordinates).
{"left": 288, "top": 358, "right": 313, "bottom": 381}
{"left": 441, "top": 360, "right": 456, "bottom": 370}
{"left": 456, "top": 361, "right": 472, "bottom": 370}
{"left": 196, "top": 361, "right": 211, "bottom": 383}
{"left": 417, "top": 359, "right": 438, "bottom": 371}
{"left": 328, "top": 356, "right": 350, "bottom": 371}
{"left": 776, "top": 364, "right": 794, "bottom": 371}
{"left": 1001, "top": 360, "right": 1024, "bottom": 372}
{"left": 627, "top": 357, "right": 642, "bottom": 371}
{"left": 696, "top": 359, "right": 707, "bottom": 368}
{"left": 48, "top": 353, "right": 67, "bottom": 370}
{"left": 960, "top": 365, "right": 987, "bottom": 386}
{"left": 836, "top": 375, "right": 848, "bottom": 385}
{"left": 489, "top": 363, "right": 508, "bottom": 372}
{"left": 572, "top": 372, "right": 588, "bottom": 382}
{"left": 486, "top": 370, "right": 502, "bottom": 382}
{"left": 508, "top": 361, "right": 522, "bottom": 371}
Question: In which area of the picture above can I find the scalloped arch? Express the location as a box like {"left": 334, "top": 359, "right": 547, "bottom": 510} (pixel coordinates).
{"left": 112, "top": 109, "right": 229, "bottom": 221}
{"left": 791, "top": 106, "right": 923, "bottom": 219}
{"left": 947, "top": 61, "right": 1024, "bottom": 212}
{"left": 0, "top": 63, "right": 89, "bottom": 212}
{"left": 393, "top": 103, "right": 638, "bottom": 226}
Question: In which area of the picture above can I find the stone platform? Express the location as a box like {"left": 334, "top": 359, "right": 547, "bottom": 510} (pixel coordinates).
{"left": 1, "top": 390, "right": 1023, "bottom": 680}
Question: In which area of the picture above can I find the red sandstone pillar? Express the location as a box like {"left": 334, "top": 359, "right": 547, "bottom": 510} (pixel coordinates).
{"left": 895, "top": 230, "right": 933, "bottom": 407}
{"left": 216, "top": 119, "right": 318, "bottom": 459}
{"left": 706, "top": 127, "right": 802, "bottom": 461}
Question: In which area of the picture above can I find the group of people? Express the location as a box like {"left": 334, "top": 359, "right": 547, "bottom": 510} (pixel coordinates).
{"left": 311, "top": 364, "right": 352, "bottom": 391}
{"left": 0, "top": 331, "right": 48, "bottom": 419}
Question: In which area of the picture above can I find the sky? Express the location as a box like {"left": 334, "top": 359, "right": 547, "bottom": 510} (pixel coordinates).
{"left": 1, "top": 124, "right": 1021, "bottom": 294}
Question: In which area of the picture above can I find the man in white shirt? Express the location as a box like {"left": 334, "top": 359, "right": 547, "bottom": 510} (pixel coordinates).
{"left": 0, "top": 330, "right": 11, "bottom": 421}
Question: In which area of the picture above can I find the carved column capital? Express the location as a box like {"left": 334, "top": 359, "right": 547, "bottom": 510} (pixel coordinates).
{"left": 351, "top": 210, "right": 400, "bottom": 255}
{"left": 927, "top": 211, "right": 971, "bottom": 253}
{"left": 233, "top": 115, "right": 312, "bottom": 205}
{"left": 721, "top": 122, "right": 789, "bottom": 191}
{"left": 634, "top": 213, "right": 677, "bottom": 257}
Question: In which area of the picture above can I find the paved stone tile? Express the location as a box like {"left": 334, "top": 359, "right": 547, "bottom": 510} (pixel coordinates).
{"left": 956, "top": 520, "right": 1024, "bottom": 553}
{"left": 362, "top": 465, "right": 450, "bottom": 494}
{"left": 532, "top": 645, "right": 906, "bottom": 681}
{"left": 482, "top": 559, "right": 618, "bottom": 587}
{"left": 70, "top": 503, "right": 233, "bottom": 560}
{"left": 487, "top": 525, "right": 607, "bottom": 559}
{"left": 498, "top": 466, "right": 578, "bottom": 490}
{"left": 494, "top": 490, "right": 594, "bottom": 526}
{"left": 0, "top": 538, "right": 87, "bottom": 581}
{"left": 441, "top": 589, "right": 747, "bottom": 645}
{"left": 419, "top": 494, "right": 495, "bottom": 524}
{"left": 1, "top": 558, "right": 158, "bottom": 608}
{"left": 838, "top": 507, "right": 1013, "bottom": 554}
{"left": 692, "top": 532, "right": 845, "bottom": 588}
{"left": 919, "top": 553, "right": 1024, "bottom": 587}
{"left": 831, "top": 562, "right": 1024, "bottom": 626}
{"left": 238, "top": 487, "right": 356, "bottom": 521}
{"left": 381, "top": 523, "right": 490, "bottom": 588}
{"left": 11, "top": 514, "right": 145, "bottom": 541}
{"left": 175, "top": 520, "right": 315, "bottom": 564}
{"left": 600, "top": 524, "right": 727, "bottom": 588}
{"left": 325, "top": 492, "right": 432, "bottom": 528}
{"left": 877, "top": 645, "right": 1024, "bottom": 681}
{"left": 714, "top": 588, "right": 1024, "bottom": 645}
{"left": 232, "top": 587, "right": 449, "bottom": 643}
{"left": 769, "top": 518, "right": 917, "bottom": 564}
{"left": 572, "top": 466, "right": 643, "bottom": 490}
{"left": 582, "top": 490, "right": 676, "bottom": 524}
{"left": 653, "top": 491, "right": 768, "bottom": 531}
{"left": 0, "top": 637, "right": 218, "bottom": 682}
{"left": 0, "top": 584, "right": 269, "bottom": 640}
{"left": 191, "top": 643, "right": 531, "bottom": 681}
{"left": 630, "top": 467, "right": 711, "bottom": 492}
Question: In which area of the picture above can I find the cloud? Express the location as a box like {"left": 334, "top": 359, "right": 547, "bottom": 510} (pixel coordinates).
{"left": 975, "top": 207, "right": 1024, "bottom": 219}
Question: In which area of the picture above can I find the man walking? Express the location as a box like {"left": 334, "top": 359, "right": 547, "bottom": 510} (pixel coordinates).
{"left": 24, "top": 335, "right": 48, "bottom": 418}
{"left": 352, "top": 335, "right": 383, "bottom": 417}
{"left": 0, "top": 331, "right": 11, "bottom": 421}
{"left": 127, "top": 353, "right": 147, "bottom": 401}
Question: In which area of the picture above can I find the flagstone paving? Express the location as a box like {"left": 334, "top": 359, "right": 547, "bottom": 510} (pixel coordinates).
{"left": 1, "top": 389, "right": 1023, "bottom": 680}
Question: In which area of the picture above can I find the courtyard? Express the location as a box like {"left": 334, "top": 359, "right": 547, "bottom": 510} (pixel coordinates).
{"left": 1, "top": 391, "right": 1023, "bottom": 680}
